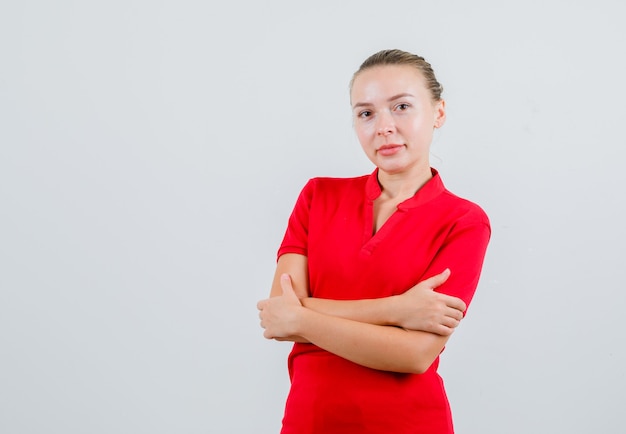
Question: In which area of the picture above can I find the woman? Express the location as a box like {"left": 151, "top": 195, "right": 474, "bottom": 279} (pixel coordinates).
{"left": 257, "top": 49, "right": 491, "bottom": 433}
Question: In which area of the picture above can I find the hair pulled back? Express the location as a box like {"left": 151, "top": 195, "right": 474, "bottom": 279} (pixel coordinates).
{"left": 351, "top": 49, "right": 444, "bottom": 102}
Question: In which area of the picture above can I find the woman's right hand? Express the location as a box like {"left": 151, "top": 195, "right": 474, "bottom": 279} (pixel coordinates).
{"left": 393, "top": 269, "right": 466, "bottom": 336}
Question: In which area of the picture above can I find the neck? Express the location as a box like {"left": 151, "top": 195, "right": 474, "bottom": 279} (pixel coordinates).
{"left": 377, "top": 165, "right": 433, "bottom": 200}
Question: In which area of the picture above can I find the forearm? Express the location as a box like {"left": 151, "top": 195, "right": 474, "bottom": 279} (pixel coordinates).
{"left": 265, "top": 254, "right": 463, "bottom": 340}
{"left": 301, "top": 296, "right": 400, "bottom": 326}
{"left": 273, "top": 297, "right": 400, "bottom": 344}
{"left": 260, "top": 270, "right": 453, "bottom": 365}
{"left": 300, "top": 270, "right": 464, "bottom": 336}
{"left": 295, "top": 307, "right": 448, "bottom": 374}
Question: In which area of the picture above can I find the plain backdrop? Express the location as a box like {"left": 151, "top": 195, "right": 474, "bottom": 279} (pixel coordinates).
{"left": 1, "top": 1, "right": 625, "bottom": 433}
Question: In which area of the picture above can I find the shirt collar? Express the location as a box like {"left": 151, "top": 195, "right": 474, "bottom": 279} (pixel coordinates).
{"left": 365, "top": 167, "right": 446, "bottom": 210}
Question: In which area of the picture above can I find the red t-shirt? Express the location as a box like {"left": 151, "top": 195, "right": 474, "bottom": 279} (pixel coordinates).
{"left": 277, "top": 168, "right": 491, "bottom": 434}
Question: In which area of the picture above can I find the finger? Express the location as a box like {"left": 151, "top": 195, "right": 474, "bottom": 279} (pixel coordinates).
{"left": 443, "top": 302, "right": 465, "bottom": 321}
{"left": 451, "top": 298, "right": 467, "bottom": 313}
{"left": 445, "top": 306, "right": 465, "bottom": 321}
{"left": 432, "top": 324, "right": 455, "bottom": 337}
{"left": 440, "top": 294, "right": 466, "bottom": 312}
{"left": 423, "top": 268, "right": 451, "bottom": 289}
{"left": 441, "top": 315, "right": 461, "bottom": 329}
{"left": 280, "top": 274, "right": 293, "bottom": 292}
{"left": 280, "top": 274, "right": 299, "bottom": 301}
{"left": 256, "top": 299, "right": 267, "bottom": 311}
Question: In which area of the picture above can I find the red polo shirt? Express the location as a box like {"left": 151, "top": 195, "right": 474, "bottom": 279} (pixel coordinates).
{"left": 277, "top": 168, "right": 490, "bottom": 434}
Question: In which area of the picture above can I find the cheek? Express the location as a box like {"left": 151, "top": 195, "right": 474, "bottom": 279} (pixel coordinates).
{"left": 408, "top": 117, "right": 432, "bottom": 136}
{"left": 356, "top": 132, "right": 373, "bottom": 153}
{"left": 354, "top": 123, "right": 374, "bottom": 144}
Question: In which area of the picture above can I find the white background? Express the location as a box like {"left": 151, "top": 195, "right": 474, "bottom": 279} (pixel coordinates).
{"left": 1, "top": 1, "right": 625, "bottom": 433}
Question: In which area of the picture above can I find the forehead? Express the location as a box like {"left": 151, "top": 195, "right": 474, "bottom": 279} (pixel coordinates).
{"left": 351, "top": 64, "right": 428, "bottom": 103}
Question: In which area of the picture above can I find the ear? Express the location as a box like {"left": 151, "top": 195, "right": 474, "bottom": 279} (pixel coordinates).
{"left": 433, "top": 99, "right": 446, "bottom": 129}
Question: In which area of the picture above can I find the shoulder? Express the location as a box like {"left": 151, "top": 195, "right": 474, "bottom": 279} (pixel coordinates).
{"left": 302, "top": 173, "right": 370, "bottom": 196}
{"left": 307, "top": 173, "right": 369, "bottom": 188}
{"left": 438, "top": 188, "right": 491, "bottom": 229}
{"left": 291, "top": 174, "right": 370, "bottom": 212}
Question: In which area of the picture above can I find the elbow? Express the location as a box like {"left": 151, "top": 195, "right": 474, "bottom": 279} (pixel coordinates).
{"left": 405, "top": 351, "right": 438, "bottom": 374}
{"left": 401, "top": 333, "right": 447, "bottom": 374}
{"left": 408, "top": 361, "right": 431, "bottom": 375}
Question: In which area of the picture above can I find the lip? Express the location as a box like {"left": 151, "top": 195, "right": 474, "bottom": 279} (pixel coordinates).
{"left": 377, "top": 144, "right": 404, "bottom": 156}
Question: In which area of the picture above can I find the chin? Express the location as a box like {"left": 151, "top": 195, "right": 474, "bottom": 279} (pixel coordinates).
{"left": 375, "top": 156, "right": 404, "bottom": 169}
{"left": 377, "top": 159, "right": 428, "bottom": 177}
{"left": 377, "top": 163, "right": 408, "bottom": 175}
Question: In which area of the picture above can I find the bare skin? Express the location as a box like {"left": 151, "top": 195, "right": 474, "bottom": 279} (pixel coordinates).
{"left": 257, "top": 266, "right": 461, "bottom": 373}
{"left": 261, "top": 253, "right": 465, "bottom": 337}
{"left": 257, "top": 64, "right": 463, "bottom": 374}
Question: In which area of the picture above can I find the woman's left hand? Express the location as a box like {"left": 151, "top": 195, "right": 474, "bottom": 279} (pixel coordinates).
{"left": 257, "top": 274, "right": 305, "bottom": 340}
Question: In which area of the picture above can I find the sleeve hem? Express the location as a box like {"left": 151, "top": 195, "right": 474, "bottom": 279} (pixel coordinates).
{"left": 277, "top": 246, "right": 308, "bottom": 261}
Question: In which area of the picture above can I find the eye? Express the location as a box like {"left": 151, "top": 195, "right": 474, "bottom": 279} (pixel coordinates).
{"left": 395, "top": 103, "right": 410, "bottom": 111}
{"left": 358, "top": 110, "right": 372, "bottom": 119}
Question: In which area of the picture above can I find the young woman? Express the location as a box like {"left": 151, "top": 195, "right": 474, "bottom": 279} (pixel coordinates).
{"left": 257, "top": 49, "right": 491, "bottom": 434}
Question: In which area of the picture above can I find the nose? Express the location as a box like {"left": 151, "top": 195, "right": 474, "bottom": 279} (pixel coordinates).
{"left": 376, "top": 111, "right": 395, "bottom": 136}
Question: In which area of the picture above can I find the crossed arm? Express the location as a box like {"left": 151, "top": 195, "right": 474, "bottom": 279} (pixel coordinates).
{"left": 256, "top": 253, "right": 467, "bottom": 374}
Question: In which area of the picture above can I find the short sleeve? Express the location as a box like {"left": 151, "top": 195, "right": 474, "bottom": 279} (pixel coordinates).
{"left": 277, "top": 179, "right": 316, "bottom": 260}
{"left": 424, "top": 211, "right": 491, "bottom": 313}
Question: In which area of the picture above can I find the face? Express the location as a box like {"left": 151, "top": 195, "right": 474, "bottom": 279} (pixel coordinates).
{"left": 350, "top": 65, "right": 446, "bottom": 177}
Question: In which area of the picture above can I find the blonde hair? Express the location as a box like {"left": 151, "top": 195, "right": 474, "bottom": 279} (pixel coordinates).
{"left": 350, "top": 49, "right": 444, "bottom": 102}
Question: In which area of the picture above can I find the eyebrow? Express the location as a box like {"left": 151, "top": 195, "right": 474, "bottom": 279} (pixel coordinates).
{"left": 352, "top": 93, "right": 416, "bottom": 109}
